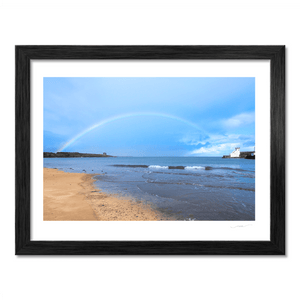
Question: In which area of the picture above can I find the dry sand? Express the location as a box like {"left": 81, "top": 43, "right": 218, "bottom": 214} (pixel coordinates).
{"left": 44, "top": 168, "right": 164, "bottom": 221}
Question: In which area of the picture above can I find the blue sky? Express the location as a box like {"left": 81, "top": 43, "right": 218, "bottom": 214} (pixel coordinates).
{"left": 44, "top": 77, "right": 255, "bottom": 156}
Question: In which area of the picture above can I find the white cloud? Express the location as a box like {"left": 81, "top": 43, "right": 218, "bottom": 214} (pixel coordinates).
{"left": 223, "top": 112, "right": 255, "bottom": 128}
{"left": 187, "top": 133, "right": 255, "bottom": 156}
{"left": 179, "top": 137, "right": 206, "bottom": 146}
{"left": 191, "top": 143, "right": 240, "bottom": 155}
{"left": 179, "top": 131, "right": 210, "bottom": 146}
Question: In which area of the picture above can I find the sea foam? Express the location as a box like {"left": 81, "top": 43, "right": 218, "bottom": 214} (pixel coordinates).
{"left": 149, "top": 165, "right": 168, "bottom": 169}
{"left": 185, "top": 166, "right": 205, "bottom": 170}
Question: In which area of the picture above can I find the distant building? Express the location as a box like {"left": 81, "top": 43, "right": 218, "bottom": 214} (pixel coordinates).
{"left": 223, "top": 147, "right": 255, "bottom": 159}
{"left": 103, "top": 152, "right": 107, "bottom": 156}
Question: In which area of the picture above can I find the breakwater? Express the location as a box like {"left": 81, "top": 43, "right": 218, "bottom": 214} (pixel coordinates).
{"left": 222, "top": 147, "right": 255, "bottom": 159}
{"left": 43, "top": 152, "right": 113, "bottom": 158}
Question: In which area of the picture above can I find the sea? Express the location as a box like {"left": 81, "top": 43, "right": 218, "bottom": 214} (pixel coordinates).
{"left": 44, "top": 156, "right": 255, "bottom": 221}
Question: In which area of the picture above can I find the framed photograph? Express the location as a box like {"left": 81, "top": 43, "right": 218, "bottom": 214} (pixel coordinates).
{"left": 15, "top": 46, "right": 285, "bottom": 255}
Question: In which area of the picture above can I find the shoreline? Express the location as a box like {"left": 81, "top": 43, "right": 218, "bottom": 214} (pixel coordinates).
{"left": 44, "top": 167, "right": 166, "bottom": 221}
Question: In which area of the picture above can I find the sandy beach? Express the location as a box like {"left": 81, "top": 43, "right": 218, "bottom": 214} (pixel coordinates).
{"left": 43, "top": 168, "right": 164, "bottom": 221}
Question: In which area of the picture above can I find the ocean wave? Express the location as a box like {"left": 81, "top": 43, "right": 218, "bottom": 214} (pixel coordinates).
{"left": 112, "top": 164, "right": 211, "bottom": 170}
{"left": 149, "top": 165, "right": 169, "bottom": 169}
{"left": 185, "top": 166, "right": 205, "bottom": 170}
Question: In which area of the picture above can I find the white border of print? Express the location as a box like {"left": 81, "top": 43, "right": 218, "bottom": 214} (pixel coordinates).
{"left": 31, "top": 60, "right": 270, "bottom": 241}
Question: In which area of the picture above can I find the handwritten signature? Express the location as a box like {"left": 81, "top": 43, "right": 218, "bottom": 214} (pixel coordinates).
{"left": 230, "top": 224, "right": 253, "bottom": 228}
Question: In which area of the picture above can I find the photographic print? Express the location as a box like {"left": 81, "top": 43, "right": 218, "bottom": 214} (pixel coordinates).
{"left": 43, "top": 77, "right": 255, "bottom": 221}
{"left": 15, "top": 46, "right": 285, "bottom": 255}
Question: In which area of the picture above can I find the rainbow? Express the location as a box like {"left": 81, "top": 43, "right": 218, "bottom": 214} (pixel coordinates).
{"left": 57, "top": 112, "right": 202, "bottom": 152}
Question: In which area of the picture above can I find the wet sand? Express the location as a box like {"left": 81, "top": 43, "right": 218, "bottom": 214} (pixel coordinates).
{"left": 44, "top": 168, "right": 164, "bottom": 221}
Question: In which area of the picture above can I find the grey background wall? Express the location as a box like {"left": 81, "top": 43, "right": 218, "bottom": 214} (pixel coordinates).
{"left": 1, "top": 1, "right": 298, "bottom": 299}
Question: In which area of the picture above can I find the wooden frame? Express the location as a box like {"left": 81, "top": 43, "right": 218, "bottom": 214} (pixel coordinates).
{"left": 15, "top": 46, "right": 285, "bottom": 255}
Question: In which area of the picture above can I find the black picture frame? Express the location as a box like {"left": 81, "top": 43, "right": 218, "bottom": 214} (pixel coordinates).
{"left": 15, "top": 46, "right": 285, "bottom": 255}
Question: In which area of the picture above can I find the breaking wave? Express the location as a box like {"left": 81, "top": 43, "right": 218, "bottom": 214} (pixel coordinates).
{"left": 149, "top": 165, "right": 169, "bottom": 169}
{"left": 112, "top": 164, "right": 212, "bottom": 170}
